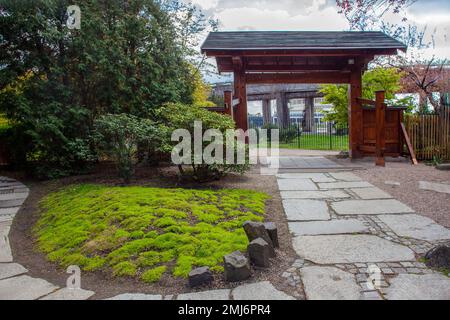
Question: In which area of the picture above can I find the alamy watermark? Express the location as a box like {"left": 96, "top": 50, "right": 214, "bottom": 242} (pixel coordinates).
{"left": 66, "top": 5, "right": 81, "bottom": 30}
{"left": 170, "top": 121, "right": 281, "bottom": 174}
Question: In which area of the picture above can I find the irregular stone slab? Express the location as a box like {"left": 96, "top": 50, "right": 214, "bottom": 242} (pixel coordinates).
{"left": 232, "top": 281, "right": 295, "bottom": 300}
{"left": 0, "top": 225, "right": 12, "bottom": 262}
{"left": 351, "top": 187, "right": 393, "bottom": 200}
{"left": 264, "top": 222, "right": 279, "bottom": 248}
{"left": 0, "top": 199, "right": 25, "bottom": 208}
{"left": 0, "top": 182, "right": 25, "bottom": 188}
{"left": 385, "top": 274, "right": 450, "bottom": 300}
{"left": 277, "top": 179, "right": 317, "bottom": 191}
{"left": 300, "top": 266, "right": 361, "bottom": 300}
{"left": 0, "top": 193, "right": 28, "bottom": 201}
{"left": 329, "top": 172, "right": 362, "bottom": 181}
{"left": 0, "top": 215, "right": 14, "bottom": 224}
{"left": 293, "top": 235, "right": 415, "bottom": 264}
{"left": 282, "top": 200, "right": 330, "bottom": 221}
{"left": 289, "top": 219, "right": 369, "bottom": 236}
{"left": 0, "top": 275, "right": 58, "bottom": 300}
{"left": 331, "top": 199, "right": 414, "bottom": 215}
{"left": 189, "top": 267, "right": 214, "bottom": 288}
{"left": 277, "top": 173, "right": 335, "bottom": 182}
{"left": 318, "top": 181, "right": 374, "bottom": 190}
{"left": 178, "top": 289, "right": 230, "bottom": 300}
{"left": 224, "top": 251, "right": 251, "bottom": 282}
{"left": 106, "top": 293, "right": 162, "bottom": 300}
{"left": 385, "top": 180, "right": 401, "bottom": 187}
{"left": 281, "top": 190, "right": 350, "bottom": 200}
{"left": 0, "top": 263, "right": 28, "bottom": 280}
{"left": 378, "top": 214, "right": 450, "bottom": 242}
{"left": 0, "top": 207, "right": 19, "bottom": 216}
{"left": 419, "top": 181, "right": 450, "bottom": 195}
{"left": 41, "top": 288, "right": 95, "bottom": 300}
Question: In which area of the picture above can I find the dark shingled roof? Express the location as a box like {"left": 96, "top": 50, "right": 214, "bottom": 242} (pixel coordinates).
{"left": 201, "top": 31, "right": 407, "bottom": 51}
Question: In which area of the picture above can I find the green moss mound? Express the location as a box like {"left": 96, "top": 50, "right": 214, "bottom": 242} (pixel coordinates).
{"left": 35, "top": 184, "right": 269, "bottom": 283}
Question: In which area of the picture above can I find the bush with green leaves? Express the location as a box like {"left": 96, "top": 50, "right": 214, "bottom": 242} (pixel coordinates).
{"left": 93, "top": 114, "right": 170, "bottom": 183}
{"left": 158, "top": 103, "right": 250, "bottom": 181}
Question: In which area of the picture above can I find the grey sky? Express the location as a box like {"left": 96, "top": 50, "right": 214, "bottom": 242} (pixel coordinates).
{"left": 190, "top": 0, "right": 450, "bottom": 82}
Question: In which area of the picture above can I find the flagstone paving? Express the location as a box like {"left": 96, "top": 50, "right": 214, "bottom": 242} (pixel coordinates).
{"left": 331, "top": 199, "right": 414, "bottom": 215}
{"left": 300, "top": 266, "right": 362, "bottom": 300}
{"left": 288, "top": 219, "right": 369, "bottom": 236}
{"left": 418, "top": 181, "right": 450, "bottom": 195}
{"left": 282, "top": 199, "right": 330, "bottom": 221}
{"left": 378, "top": 214, "right": 450, "bottom": 242}
{"left": 277, "top": 169, "right": 449, "bottom": 300}
{"left": 1, "top": 170, "right": 450, "bottom": 300}
{"left": 349, "top": 187, "right": 393, "bottom": 200}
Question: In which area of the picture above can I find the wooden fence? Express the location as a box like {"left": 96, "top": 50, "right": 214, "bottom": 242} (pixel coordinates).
{"left": 404, "top": 108, "right": 450, "bottom": 161}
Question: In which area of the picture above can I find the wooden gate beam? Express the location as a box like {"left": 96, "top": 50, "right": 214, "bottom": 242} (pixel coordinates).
{"left": 232, "top": 57, "right": 248, "bottom": 131}
{"left": 375, "top": 91, "right": 386, "bottom": 166}
{"left": 348, "top": 63, "right": 364, "bottom": 158}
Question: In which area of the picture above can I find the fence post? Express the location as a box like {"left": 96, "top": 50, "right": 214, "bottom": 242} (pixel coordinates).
{"left": 375, "top": 91, "right": 386, "bottom": 167}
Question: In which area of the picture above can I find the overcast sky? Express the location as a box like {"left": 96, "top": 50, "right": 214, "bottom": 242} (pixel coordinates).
{"left": 190, "top": 0, "right": 450, "bottom": 83}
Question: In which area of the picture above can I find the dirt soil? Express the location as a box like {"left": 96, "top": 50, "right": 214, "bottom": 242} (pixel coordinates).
{"left": 333, "top": 157, "right": 450, "bottom": 228}
{"left": 5, "top": 164, "right": 299, "bottom": 300}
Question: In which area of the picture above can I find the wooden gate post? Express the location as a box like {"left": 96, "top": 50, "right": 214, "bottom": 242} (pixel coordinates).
{"left": 375, "top": 91, "right": 386, "bottom": 166}
{"left": 223, "top": 90, "right": 234, "bottom": 119}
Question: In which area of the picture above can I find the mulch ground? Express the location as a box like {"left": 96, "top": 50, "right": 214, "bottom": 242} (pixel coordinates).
{"left": 4, "top": 163, "right": 298, "bottom": 299}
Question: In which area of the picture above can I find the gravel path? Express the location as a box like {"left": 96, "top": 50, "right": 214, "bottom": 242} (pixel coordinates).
{"left": 350, "top": 161, "right": 450, "bottom": 228}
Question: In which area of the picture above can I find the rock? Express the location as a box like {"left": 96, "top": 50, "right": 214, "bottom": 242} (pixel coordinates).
{"left": 223, "top": 251, "right": 251, "bottom": 282}
{"left": 243, "top": 221, "right": 273, "bottom": 246}
{"left": 188, "top": 267, "right": 214, "bottom": 287}
{"left": 436, "top": 163, "right": 450, "bottom": 171}
{"left": 385, "top": 180, "right": 401, "bottom": 187}
{"left": 248, "top": 238, "right": 273, "bottom": 268}
{"left": 336, "top": 151, "right": 349, "bottom": 159}
{"left": 425, "top": 245, "right": 450, "bottom": 270}
{"left": 264, "top": 222, "right": 279, "bottom": 248}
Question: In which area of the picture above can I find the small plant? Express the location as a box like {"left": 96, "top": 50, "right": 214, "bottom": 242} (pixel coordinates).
{"left": 93, "top": 114, "right": 170, "bottom": 183}
{"left": 159, "top": 103, "right": 250, "bottom": 181}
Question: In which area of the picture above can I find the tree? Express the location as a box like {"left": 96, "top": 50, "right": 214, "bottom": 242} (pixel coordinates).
{"left": 320, "top": 67, "right": 408, "bottom": 125}
{"left": 397, "top": 58, "right": 450, "bottom": 114}
{"left": 0, "top": 0, "right": 206, "bottom": 177}
{"left": 336, "top": 0, "right": 417, "bottom": 31}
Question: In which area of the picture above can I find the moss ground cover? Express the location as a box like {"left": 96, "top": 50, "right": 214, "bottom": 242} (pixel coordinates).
{"left": 35, "top": 184, "right": 269, "bottom": 283}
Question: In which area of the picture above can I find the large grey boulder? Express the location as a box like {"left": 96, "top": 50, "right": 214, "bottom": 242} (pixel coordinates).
{"left": 223, "top": 251, "right": 251, "bottom": 282}
{"left": 248, "top": 238, "right": 273, "bottom": 268}
{"left": 264, "top": 222, "right": 279, "bottom": 248}
{"left": 425, "top": 245, "right": 450, "bottom": 270}
{"left": 188, "top": 267, "right": 214, "bottom": 288}
{"left": 243, "top": 221, "right": 273, "bottom": 246}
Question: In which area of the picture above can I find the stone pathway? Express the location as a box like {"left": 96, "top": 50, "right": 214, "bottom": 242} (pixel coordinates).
{"left": 2, "top": 170, "right": 449, "bottom": 300}
{"left": 0, "top": 176, "right": 295, "bottom": 300}
{"left": 277, "top": 171, "right": 450, "bottom": 300}
{"left": 0, "top": 177, "right": 95, "bottom": 300}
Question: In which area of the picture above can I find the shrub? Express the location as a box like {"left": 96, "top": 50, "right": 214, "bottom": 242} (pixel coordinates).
{"left": 158, "top": 103, "right": 250, "bottom": 181}
{"left": 93, "top": 114, "right": 170, "bottom": 183}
